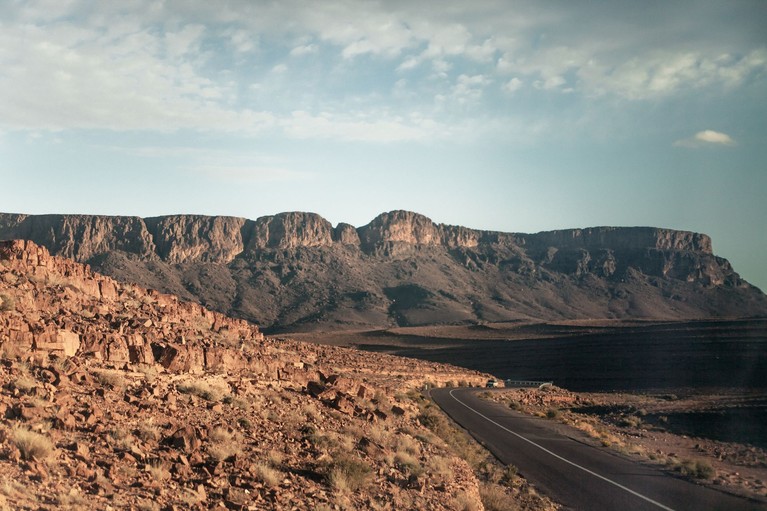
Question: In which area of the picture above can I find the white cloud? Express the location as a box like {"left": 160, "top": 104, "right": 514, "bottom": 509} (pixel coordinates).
{"left": 673, "top": 130, "right": 737, "bottom": 148}
{"left": 503, "top": 77, "right": 523, "bottom": 93}
{"left": 289, "top": 43, "right": 317, "bottom": 57}
{"left": 165, "top": 24, "right": 206, "bottom": 58}
{"left": 0, "top": 0, "right": 765, "bottom": 145}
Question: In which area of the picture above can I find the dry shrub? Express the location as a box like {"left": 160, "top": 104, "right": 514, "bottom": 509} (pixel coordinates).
{"left": 415, "top": 398, "right": 486, "bottom": 467}
{"left": 108, "top": 427, "right": 134, "bottom": 451}
{"left": 267, "top": 449, "right": 284, "bottom": 467}
{"left": 0, "top": 294, "right": 15, "bottom": 312}
{"left": 13, "top": 375, "right": 37, "bottom": 394}
{"left": 676, "top": 459, "right": 715, "bottom": 479}
{"left": 327, "top": 456, "right": 372, "bottom": 492}
{"left": 135, "top": 423, "right": 161, "bottom": 443}
{"left": 454, "top": 492, "right": 482, "bottom": 511}
{"left": 368, "top": 423, "right": 391, "bottom": 447}
{"left": 427, "top": 455, "right": 453, "bottom": 479}
{"left": 480, "top": 483, "right": 520, "bottom": 511}
{"left": 395, "top": 434, "right": 420, "bottom": 456}
{"left": 11, "top": 427, "right": 54, "bottom": 461}
{"left": 55, "top": 487, "right": 87, "bottom": 508}
{"left": 94, "top": 369, "right": 125, "bottom": 389}
{"left": 207, "top": 427, "right": 240, "bottom": 462}
{"left": 177, "top": 380, "right": 228, "bottom": 402}
{"left": 395, "top": 451, "right": 423, "bottom": 476}
{"left": 145, "top": 460, "right": 170, "bottom": 481}
{"left": 254, "top": 462, "right": 281, "bottom": 488}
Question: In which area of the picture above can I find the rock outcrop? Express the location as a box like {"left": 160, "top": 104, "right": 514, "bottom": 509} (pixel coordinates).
{"left": 0, "top": 239, "right": 510, "bottom": 511}
{"left": 1, "top": 210, "right": 765, "bottom": 331}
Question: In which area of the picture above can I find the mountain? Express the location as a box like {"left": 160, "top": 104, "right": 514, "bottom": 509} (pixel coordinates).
{"left": 1, "top": 211, "right": 765, "bottom": 331}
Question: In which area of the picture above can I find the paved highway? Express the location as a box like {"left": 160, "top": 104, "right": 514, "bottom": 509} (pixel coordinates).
{"left": 431, "top": 388, "right": 766, "bottom": 511}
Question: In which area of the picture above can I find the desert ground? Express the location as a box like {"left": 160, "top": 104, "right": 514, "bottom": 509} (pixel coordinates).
{"left": 292, "top": 319, "right": 767, "bottom": 502}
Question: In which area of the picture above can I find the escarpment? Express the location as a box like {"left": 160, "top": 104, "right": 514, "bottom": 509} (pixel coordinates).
{"left": 1, "top": 210, "right": 765, "bottom": 330}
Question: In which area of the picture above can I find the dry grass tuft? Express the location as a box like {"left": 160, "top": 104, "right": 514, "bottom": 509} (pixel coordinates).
{"left": 327, "top": 456, "right": 372, "bottom": 493}
{"left": 480, "top": 483, "right": 520, "bottom": 511}
{"left": 93, "top": 369, "right": 125, "bottom": 389}
{"left": 207, "top": 427, "right": 241, "bottom": 462}
{"left": 254, "top": 462, "right": 282, "bottom": 488}
{"left": 11, "top": 426, "right": 54, "bottom": 461}
{"left": 177, "top": 380, "right": 228, "bottom": 402}
{"left": 145, "top": 460, "right": 171, "bottom": 481}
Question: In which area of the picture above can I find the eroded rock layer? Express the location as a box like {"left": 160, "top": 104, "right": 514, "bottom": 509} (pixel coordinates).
{"left": 1, "top": 211, "right": 764, "bottom": 330}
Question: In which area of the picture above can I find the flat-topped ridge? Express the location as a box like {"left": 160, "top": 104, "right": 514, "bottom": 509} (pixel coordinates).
{"left": 0, "top": 211, "right": 713, "bottom": 265}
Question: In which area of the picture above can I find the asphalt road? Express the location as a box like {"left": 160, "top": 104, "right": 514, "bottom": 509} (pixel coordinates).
{"left": 431, "top": 388, "right": 766, "bottom": 511}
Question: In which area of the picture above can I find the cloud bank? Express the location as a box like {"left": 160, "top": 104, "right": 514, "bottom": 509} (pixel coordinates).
{"left": 0, "top": 1, "right": 764, "bottom": 143}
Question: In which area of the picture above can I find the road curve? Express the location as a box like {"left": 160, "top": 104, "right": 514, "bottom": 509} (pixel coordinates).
{"left": 431, "top": 388, "right": 765, "bottom": 511}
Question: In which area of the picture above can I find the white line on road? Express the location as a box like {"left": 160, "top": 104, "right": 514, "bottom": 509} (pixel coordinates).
{"left": 447, "top": 389, "right": 676, "bottom": 511}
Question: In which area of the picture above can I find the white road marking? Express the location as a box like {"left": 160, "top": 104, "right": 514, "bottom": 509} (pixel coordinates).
{"left": 447, "top": 389, "right": 676, "bottom": 511}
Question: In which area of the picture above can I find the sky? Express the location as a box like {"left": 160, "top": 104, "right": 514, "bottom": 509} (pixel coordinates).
{"left": 1, "top": 0, "right": 766, "bottom": 291}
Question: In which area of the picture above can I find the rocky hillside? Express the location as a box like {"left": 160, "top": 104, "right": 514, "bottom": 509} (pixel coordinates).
{"left": 0, "top": 239, "right": 555, "bottom": 510}
{"left": 1, "top": 211, "right": 764, "bottom": 331}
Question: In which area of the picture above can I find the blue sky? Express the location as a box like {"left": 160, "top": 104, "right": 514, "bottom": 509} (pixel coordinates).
{"left": 1, "top": 0, "right": 766, "bottom": 291}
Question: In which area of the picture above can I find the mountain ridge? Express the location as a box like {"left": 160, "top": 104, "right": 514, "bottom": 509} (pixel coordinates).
{"left": 1, "top": 211, "right": 764, "bottom": 331}
{"left": 0, "top": 210, "right": 714, "bottom": 262}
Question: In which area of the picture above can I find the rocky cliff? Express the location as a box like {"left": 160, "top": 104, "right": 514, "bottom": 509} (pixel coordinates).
{"left": 1, "top": 211, "right": 765, "bottom": 330}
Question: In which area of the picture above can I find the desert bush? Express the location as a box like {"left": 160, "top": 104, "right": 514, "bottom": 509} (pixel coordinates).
{"left": 94, "top": 369, "right": 125, "bottom": 389}
{"left": 0, "top": 294, "right": 15, "bottom": 312}
{"left": 454, "top": 491, "right": 482, "bottom": 511}
{"left": 367, "top": 423, "right": 391, "bottom": 447}
{"left": 395, "top": 450, "right": 423, "bottom": 476}
{"left": 222, "top": 394, "right": 250, "bottom": 410}
{"left": 545, "top": 408, "right": 560, "bottom": 419}
{"left": 254, "top": 462, "right": 281, "bottom": 488}
{"left": 207, "top": 427, "right": 240, "bottom": 462}
{"left": 267, "top": 449, "right": 284, "bottom": 467}
{"left": 427, "top": 455, "right": 453, "bottom": 479}
{"left": 177, "top": 380, "right": 228, "bottom": 402}
{"left": 327, "top": 455, "right": 372, "bottom": 492}
{"left": 677, "top": 459, "right": 715, "bottom": 479}
{"left": 508, "top": 400, "right": 521, "bottom": 411}
{"left": 11, "top": 427, "right": 54, "bottom": 461}
{"left": 617, "top": 415, "right": 642, "bottom": 428}
{"left": 145, "top": 460, "right": 170, "bottom": 481}
{"left": 395, "top": 434, "right": 420, "bottom": 456}
{"left": 135, "top": 423, "right": 161, "bottom": 443}
{"left": 13, "top": 375, "right": 37, "bottom": 394}
{"left": 480, "top": 483, "right": 520, "bottom": 511}
{"left": 108, "top": 427, "right": 134, "bottom": 451}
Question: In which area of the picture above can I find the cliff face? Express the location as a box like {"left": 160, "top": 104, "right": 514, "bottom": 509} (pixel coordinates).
{"left": 0, "top": 213, "right": 156, "bottom": 261}
{"left": 1, "top": 210, "right": 764, "bottom": 330}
